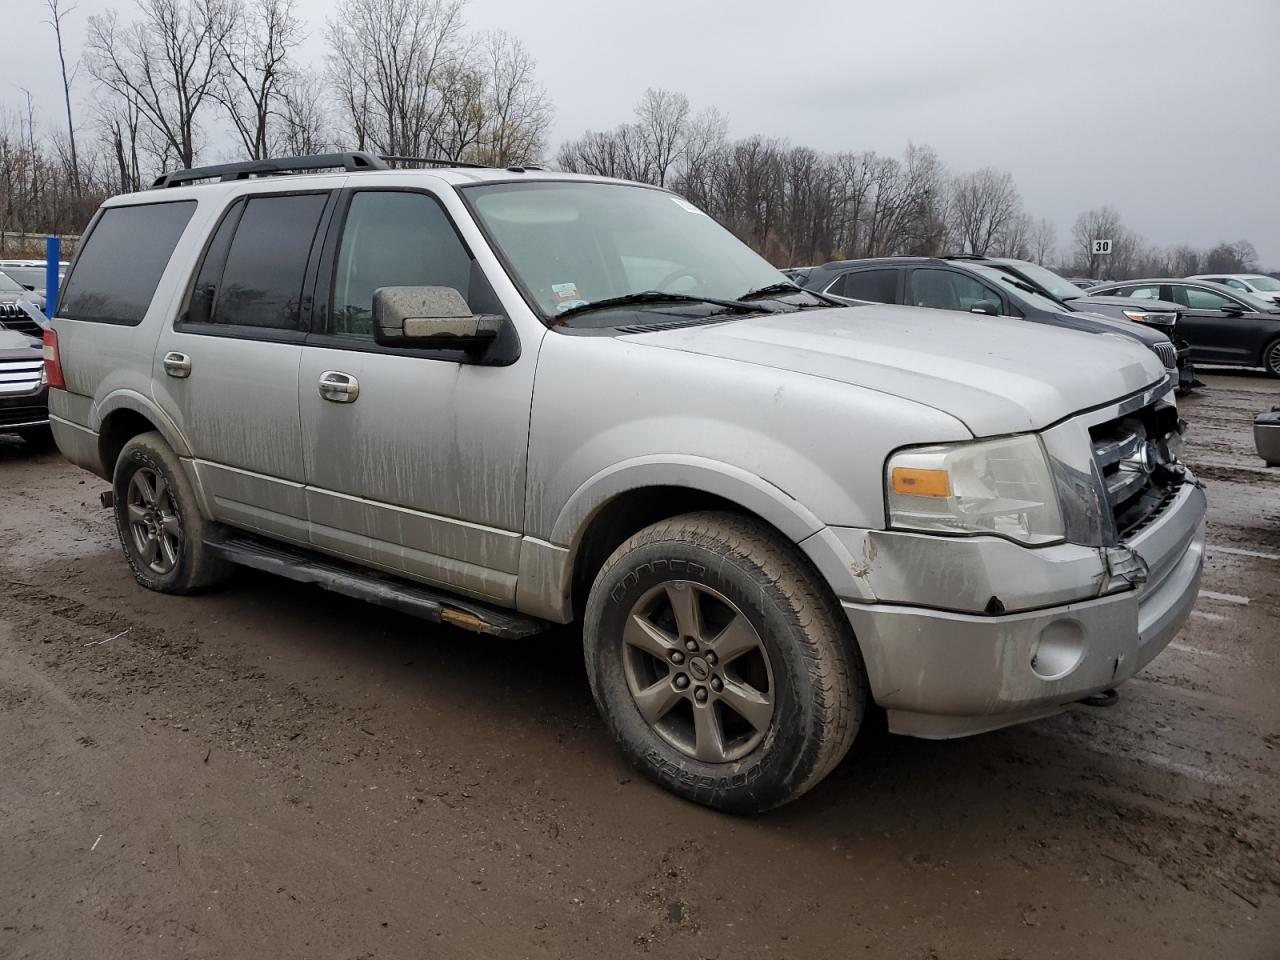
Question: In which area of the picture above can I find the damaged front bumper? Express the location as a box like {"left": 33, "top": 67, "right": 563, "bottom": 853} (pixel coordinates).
{"left": 832, "top": 480, "right": 1207, "bottom": 738}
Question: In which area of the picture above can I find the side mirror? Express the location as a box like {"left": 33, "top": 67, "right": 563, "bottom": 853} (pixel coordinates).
{"left": 969, "top": 300, "right": 1000, "bottom": 316}
{"left": 372, "top": 286, "right": 500, "bottom": 350}
{"left": 1220, "top": 301, "right": 1246, "bottom": 315}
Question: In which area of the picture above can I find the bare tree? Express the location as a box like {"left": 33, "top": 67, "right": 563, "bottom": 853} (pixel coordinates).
{"left": 949, "top": 167, "right": 1021, "bottom": 256}
{"left": 325, "top": 0, "right": 466, "bottom": 157}
{"left": 43, "top": 0, "right": 81, "bottom": 191}
{"left": 277, "top": 68, "right": 331, "bottom": 155}
{"left": 86, "top": 0, "right": 237, "bottom": 170}
{"left": 1030, "top": 217, "right": 1057, "bottom": 265}
{"left": 217, "top": 0, "right": 304, "bottom": 159}
{"left": 475, "top": 31, "right": 551, "bottom": 166}
{"left": 1072, "top": 206, "right": 1126, "bottom": 277}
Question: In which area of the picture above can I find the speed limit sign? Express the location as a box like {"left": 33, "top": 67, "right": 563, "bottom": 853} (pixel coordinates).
{"left": 1092, "top": 239, "right": 1113, "bottom": 255}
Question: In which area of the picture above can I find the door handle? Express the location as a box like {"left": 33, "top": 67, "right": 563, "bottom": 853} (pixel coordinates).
{"left": 163, "top": 352, "right": 192, "bottom": 378}
{"left": 318, "top": 370, "right": 359, "bottom": 403}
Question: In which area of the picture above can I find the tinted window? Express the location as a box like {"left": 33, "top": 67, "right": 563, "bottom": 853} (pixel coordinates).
{"left": 186, "top": 201, "right": 245, "bottom": 326}
{"left": 331, "top": 191, "right": 477, "bottom": 339}
{"left": 1182, "top": 286, "right": 1235, "bottom": 310}
{"left": 59, "top": 201, "right": 196, "bottom": 325}
{"left": 908, "top": 268, "right": 999, "bottom": 313}
{"left": 211, "top": 193, "right": 327, "bottom": 330}
{"left": 833, "top": 268, "right": 897, "bottom": 303}
{"left": 1116, "top": 284, "right": 1163, "bottom": 300}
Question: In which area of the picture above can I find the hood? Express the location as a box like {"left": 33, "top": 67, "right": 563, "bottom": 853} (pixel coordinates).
{"left": 0, "top": 326, "right": 42, "bottom": 358}
{"left": 1075, "top": 294, "right": 1181, "bottom": 314}
{"left": 1061, "top": 308, "right": 1168, "bottom": 345}
{"left": 623, "top": 305, "right": 1165, "bottom": 437}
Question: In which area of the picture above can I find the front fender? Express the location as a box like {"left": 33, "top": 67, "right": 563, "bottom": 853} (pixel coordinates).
{"left": 550, "top": 454, "right": 827, "bottom": 549}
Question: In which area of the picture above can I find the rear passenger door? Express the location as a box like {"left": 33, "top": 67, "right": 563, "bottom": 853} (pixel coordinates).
{"left": 297, "top": 187, "right": 537, "bottom": 605}
{"left": 152, "top": 189, "right": 335, "bottom": 544}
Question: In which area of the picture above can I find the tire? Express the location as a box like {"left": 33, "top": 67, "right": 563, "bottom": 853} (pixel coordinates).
{"left": 1262, "top": 338, "right": 1280, "bottom": 379}
{"left": 112, "top": 431, "right": 232, "bottom": 594}
{"left": 583, "top": 511, "right": 866, "bottom": 813}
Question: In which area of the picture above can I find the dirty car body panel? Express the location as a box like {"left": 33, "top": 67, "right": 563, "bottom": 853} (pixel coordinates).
{"left": 47, "top": 162, "right": 1206, "bottom": 751}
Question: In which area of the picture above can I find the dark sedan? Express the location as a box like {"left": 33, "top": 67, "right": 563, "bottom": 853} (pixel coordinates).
{"left": 796, "top": 257, "right": 1183, "bottom": 380}
{"left": 1089, "top": 278, "right": 1280, "bottom": 377}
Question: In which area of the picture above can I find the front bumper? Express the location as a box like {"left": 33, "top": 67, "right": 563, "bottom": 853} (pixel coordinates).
{"left": 0, "top": 382, "right": 49, "bottom": 432}
{"left": 839, "top": 481, "right": 1207, "bottom": 738}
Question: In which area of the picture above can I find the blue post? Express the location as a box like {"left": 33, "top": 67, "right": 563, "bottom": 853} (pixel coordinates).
{"left": 45, "top": 236, "right": 61, "bottom": 318}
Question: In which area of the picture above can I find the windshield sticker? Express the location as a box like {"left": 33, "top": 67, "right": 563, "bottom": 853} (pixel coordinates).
{"left": 670, "top": 197, "right": 709, "bottom": 216}
{"left": 552, "top": 282, "right": 581, "bottom": 302}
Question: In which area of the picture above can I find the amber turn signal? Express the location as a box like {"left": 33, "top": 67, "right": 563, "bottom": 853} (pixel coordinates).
{"left": 891, "top": 467, "right": 951, "bottom": 498}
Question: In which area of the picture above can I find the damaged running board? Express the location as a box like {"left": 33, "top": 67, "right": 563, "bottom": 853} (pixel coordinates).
{"left": 206, "top": 536, "right": 546, "bottom": 639}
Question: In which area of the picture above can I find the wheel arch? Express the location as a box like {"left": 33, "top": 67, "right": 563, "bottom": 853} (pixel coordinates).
{"left": 520, "top": 457, "right": 835, "bottom": 623}
{"left": 95, "top": 390, "right": 193, "bottom": 475}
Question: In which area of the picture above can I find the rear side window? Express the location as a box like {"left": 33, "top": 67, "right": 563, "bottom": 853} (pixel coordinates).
{"left": 59, "top": 201, "right": 196, "bottom": 325}
{"left": 832, "top": 268, "right": 897, "bottom": 303}
{"left": 205, "top": 193, "right": 328, "bottom": 330}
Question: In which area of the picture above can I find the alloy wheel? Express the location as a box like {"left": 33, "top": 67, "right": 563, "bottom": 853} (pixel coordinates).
{"left": 621, "top": 580, "right": 775, "bottom": 763}
{"left": 125, "top": 467, "right": 182, "bottom": 575}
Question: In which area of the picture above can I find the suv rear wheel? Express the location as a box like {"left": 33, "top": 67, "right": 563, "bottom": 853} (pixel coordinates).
{"left": 112, "top": 431, "right": 231, "bottom": 594}
{"left": 583, "top": 511, "right": 865, "bottom": 813}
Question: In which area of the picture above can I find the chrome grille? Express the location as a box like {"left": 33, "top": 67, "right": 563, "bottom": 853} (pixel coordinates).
{"left": 0, "top": 301, "right": 42, "bottom": 337}
{"left": 1090, "top": 401, "right": 1185, "bottom": 539}
{"left": 0, "top": 356, "right": 44, "bottom": 396}
{"left": 1152, "top": 341, "right": 1177, "bottom": 370}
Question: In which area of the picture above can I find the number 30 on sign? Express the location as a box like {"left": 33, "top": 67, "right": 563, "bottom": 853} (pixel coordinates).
{"left": 1092, "top": 239, "right": 1113, "bottom": 255}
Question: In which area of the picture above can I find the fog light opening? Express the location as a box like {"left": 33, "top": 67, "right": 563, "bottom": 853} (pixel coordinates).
{"left": 1030, "top": 620, "right": 1085, "bottom": 681}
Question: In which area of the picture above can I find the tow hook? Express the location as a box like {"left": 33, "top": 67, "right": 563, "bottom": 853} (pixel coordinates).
{"left": 1078, "top": 689, "right": 1119, "bottom": 708}
{"left": 99, "top": 490, "right": 114, "bottom": 508}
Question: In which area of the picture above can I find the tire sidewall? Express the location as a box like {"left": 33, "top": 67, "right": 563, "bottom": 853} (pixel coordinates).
{"left": 586, "top": 539, "right": 829, "bottom": 812}
{"left": 1264, "top": 339, "right": 1280, "bottom": 378}
{"left": 113, "top": 438, "right": 195, "bottom": 592}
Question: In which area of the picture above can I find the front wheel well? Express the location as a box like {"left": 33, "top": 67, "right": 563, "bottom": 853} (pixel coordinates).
{"left": 98, "top": 409, "right": 160, "bottom": 476}
{"left": 569, "top": 487, "right": 782, "bottom": 618}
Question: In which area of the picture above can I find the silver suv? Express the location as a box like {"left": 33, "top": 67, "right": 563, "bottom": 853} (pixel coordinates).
{"left": 46, "top": 153, "right": 1206, "bottom": 812}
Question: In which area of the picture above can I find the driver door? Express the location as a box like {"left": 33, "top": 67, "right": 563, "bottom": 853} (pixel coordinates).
{"left": 298, "top": 187, "right": 542, "bottom": 604}
{"left": 1168, "top": 284, "right": 1253, "bottom": 365}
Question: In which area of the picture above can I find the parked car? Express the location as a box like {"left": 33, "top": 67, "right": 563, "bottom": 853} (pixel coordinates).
{"left": 0, "top": 271, "right": 47, "bottom": 337}
{"left": 0, "top": 260, "right": 68, "bottom": 312}
{"left": 1089, "top": 278, "right": 1280, "bottom": 377}
{"left": 0, "top": 324, "right": 49, "bottom": 443}
{"left": 1070, "top": 277, "right": 1103, "bottom": 289}
{"left": 45, "top": 152, "right": 1206, "bottom": 813}
{"left": 1187, "top": 273, "right": 1280, "bottom": 305}
{"left": 1256, "top": 409, "right": 1280, "bottom": 467}
{"left": 797, "top": 256, "right": 1183, "bottom": 380}
{"left": 970, "top": 257, "right": 1197, "bottom": 394}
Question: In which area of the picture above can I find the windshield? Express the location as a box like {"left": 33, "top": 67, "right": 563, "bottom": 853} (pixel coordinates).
{"left": 463, "top": 181, "right": 809, "bottom": 325}
{"left": 969, "top": 264, "right": 1068, "bottom": 314}
{"left": 0, "top": 271, "right": 24, "bottom": 292}
{"left": 999, "top": 260, "right": 1083, "bottom": 301}
{"left": 0, "top": 267, "right": 44, "bottom": 289}
{"left": 1246, "top": 275, "right": 1280, "bottom": 292}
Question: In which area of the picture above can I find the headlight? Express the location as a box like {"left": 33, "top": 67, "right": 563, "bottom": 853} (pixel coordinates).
{"left": 886, "top": 434, "right": 1065, "bottom": 546}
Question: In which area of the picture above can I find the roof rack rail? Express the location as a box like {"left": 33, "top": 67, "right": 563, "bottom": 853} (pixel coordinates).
{"left": 379, "top": 155, "right": 489, "bottom": 169}
{"left": 151, "top": 151, "right": 388, "bottom": 189}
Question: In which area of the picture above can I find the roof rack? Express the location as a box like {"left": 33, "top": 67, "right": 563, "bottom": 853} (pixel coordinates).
{"left": 151, "top": 151, "right": 389, "bottom": 189}
{"left": 379, "top": 155, "right": 488, "bottom": 169}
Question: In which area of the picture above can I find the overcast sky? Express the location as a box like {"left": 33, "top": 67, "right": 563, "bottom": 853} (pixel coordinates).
{"left": 8, "top": 0, "right": 1280, "bottom": 265}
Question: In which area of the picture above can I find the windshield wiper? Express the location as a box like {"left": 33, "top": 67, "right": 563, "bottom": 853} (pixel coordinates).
{"left": 999, "top": 274, "right": 1068, "bottom": 308}
{"left": 739, "top": 281, "right": 802, "bottom": 300}
{"left": 554, "top": 290, "right": 766, "bottom": 321}
{"left": 739, "top": 280, "right": 842, "bottom": 308}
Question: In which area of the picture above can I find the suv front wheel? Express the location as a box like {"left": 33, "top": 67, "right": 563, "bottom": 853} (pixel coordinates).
{"left": 584, "top": 511, "right": 866, "bottom": 813}
{"left": 112, "top": 431, "right": 231, "bottom": 594}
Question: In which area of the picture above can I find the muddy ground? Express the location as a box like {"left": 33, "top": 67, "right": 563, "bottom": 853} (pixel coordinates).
{"left": 2, "top": 372, "right": 1278, "bottom": 960}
